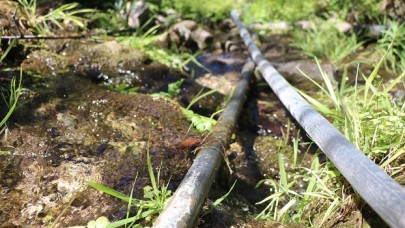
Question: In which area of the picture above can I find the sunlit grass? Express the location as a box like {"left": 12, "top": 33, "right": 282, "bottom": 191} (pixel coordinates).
{"left": 285, "top": 55, "right": 405, "bottom": 225}
{"left": 258, "top": 51, "right": 404, "bottom": 226}
{"left": 242, "top": 0, "right": 319, "bottom": 23}
{"left": 256, "top": 127, "right": 345, "bottom": 227}
{"left": 292, "top": 21, "right": 363, "bottom": 66}
{"left": 118, "top": 25, "right": 205, "bottom": 72}
{"left": 182, "top": 88, "right": 220, "bottom": 132}
{"left": 374, "top": 22, "right": 405, "bottom": 73}
{"left": 153, "top": 0, "right": 235, "bottom": 21}
{"left": 17, "top": 0, "right": 94, "bottom": 35}
{"left": 299, "top": 56, "right": 405, "bottom": 167}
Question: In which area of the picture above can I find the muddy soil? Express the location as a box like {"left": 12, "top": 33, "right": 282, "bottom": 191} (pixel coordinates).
{"left": 0, "top": 72, "right": 205, "bottom": 226}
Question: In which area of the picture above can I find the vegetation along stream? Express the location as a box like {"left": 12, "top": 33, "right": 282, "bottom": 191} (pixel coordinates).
{"left": 0, "top": 0, "right": 404, "bottom": 227}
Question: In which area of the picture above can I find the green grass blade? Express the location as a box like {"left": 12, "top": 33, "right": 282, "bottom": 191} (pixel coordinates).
{"left": 380, "top": 148, "right": 405, "bottom": 168}
{"left": 203, "top": 181, "right": 237, "bottom": 216}
{"left": 364, "top": 48, "right": 388, "bottom": 105}
{"left": 278, "top": 150, "right": 288, "bottom": 191}
{"left": 383, "top": 71, "right": 405, "bottom": 94}
{"left": 146, "top": 139, "right": 159, "bottom": 199}
{"left": 85, "top": 180, "right": 132, "bottom": 203}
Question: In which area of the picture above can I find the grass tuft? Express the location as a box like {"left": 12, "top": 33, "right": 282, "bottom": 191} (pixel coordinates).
{"left": 292, "top": 21, "right": 363, "bottom": 66}
{"left": 85, "top": 138, "right": 172, "bottom": 227}
{"left": 18, "top": 0, "right": 94, "bottom": 35}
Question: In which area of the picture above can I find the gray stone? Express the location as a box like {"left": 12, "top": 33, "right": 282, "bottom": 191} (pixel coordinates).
{"left": 127, "top": 0, "right": 149, "bottom": 29}
{"left": 275, "top": 60, "right": 337, "bottom": 90}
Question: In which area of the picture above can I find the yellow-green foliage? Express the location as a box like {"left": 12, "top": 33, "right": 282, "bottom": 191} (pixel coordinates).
{"left": 150, "top": 0, "right": 234, "bottom": 20}
{"left": 299, "top": 58, "right": 405, "bottom": 167}
{"left": 325, "top": 0, "right": 383, "bottom": 22}
{"left": 292, "top": 21, "right": 363, "bottom": 65}
{"left": 243, "top": 0, "right": 320, "bottom": 23}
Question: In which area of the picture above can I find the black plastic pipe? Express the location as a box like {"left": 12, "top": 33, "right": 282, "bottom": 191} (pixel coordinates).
{"left": 153, "top": 60, "right": 255, "bottom": 228}
{"left": 231, "top": 10, "right": 405, "bottom": 228}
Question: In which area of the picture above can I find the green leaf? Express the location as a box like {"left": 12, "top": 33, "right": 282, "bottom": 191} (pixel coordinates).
{"left": 85, "top": 180, "right": 133, "bottom": 203}
{"left": 168, "top": 79, "right": 184, "bottom": 97}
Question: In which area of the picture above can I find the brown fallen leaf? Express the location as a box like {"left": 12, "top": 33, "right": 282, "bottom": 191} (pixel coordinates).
{"left": 175, "top": 138, "right": 201, "bottom": 149}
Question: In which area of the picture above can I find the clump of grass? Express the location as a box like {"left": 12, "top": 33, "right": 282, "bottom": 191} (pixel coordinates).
{"left": 243, "top": 0, "right": 319, "bottom": 24}
{"left": 0, "top": 73, "right": 22, "bottom": 129}
{"left": 374, "top": 22, "right": 405, "bottom": 73}
{"left": 259, "top": 53, "right": 405, "bottom": 225}
{"left": 299, "top": 57, "right": 405, "bottom": 168}
{"left": 85, "top": 140, "right": 172, "bottom": 227}
{"left": 17, "top": 0, "right": 94, "bottom": 35}
{"left": 324, "top": 0, "right": 383, "bottom": 23}
{"left": 151, "top": 79, "right": 184, "bottom": 98}
{"left": 292, "top": 21, "right": 363, "bottom": 66}
{"left": 150, "top": 80, "right": 219, "bottom": 132}
{"left": 202, "top": 180, "right": 237, "bottom": 216}
{"left": 148, "top": 0, "right": 234, "bottom": 21}
{"left": 1, "top": 40, "right": 22, "bottom": 130}
{"left": 118, "top": 25, "right": 203, "bottom": 72}
{"left": 284, "top": 56, "right": 404, "bottom": 225}
{"left": 256, "top": 126, "right": 347, "bottom": 226}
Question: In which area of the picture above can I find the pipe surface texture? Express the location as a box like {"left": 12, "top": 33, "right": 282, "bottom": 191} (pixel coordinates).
{"left": 153, "top": 60, "right": 255, "bottom": 228}
{"left": 231, "top": 10, "right": 405, "bottom": 228}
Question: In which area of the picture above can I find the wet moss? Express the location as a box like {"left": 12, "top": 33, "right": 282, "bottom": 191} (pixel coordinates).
{"left": 0, "top": 70, "right": 202, "bottom": 226}
{"left": 0, "top": 154, "right": 22, "bottom": 190}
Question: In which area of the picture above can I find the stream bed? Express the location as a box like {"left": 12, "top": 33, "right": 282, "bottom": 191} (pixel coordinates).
{"left": 0, "top": 7, "right": 399, "bottom": 227}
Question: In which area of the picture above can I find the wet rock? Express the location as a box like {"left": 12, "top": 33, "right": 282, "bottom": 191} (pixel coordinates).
{"left": 21, "top": 40, "right": 182, "bottom": 93}
{"left": 173, "top": 20, "right": 198, "bottom": 31}
{"left": 66, "top": 40, "right": 147, "bottom": 77}
{"left": 168, "top": 25, "right": 192, "bottom": 47}
{"left": 253, "top": 21, "right": 290, "bottom": 31}
{"left": 23, "top": 50, "right": 67, "bottom": 76}
{"left": 333, "top": 21, "right": 353, "bottom": 33}
{"left": 274, "top": 60, "right": 336, "bottom": 90}
{"left": 0, "top": 153, "right": 22, "bottom": 190}
{"left": 0, "top": 76, "right": 201, "bottom": 226}
{"left": 159, "top": 20, "right": 212, "bottom": 50}
{"left": 192, "top": 28, "right": 213, "bottom": 49}
{"left": 196, "top": 71, "right": 241, "bottom": 95}
{"left": 159, "top": 20, "right": 198, "bottom": 50}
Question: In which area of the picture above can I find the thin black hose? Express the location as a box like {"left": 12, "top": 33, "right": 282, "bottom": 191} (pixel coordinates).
{"left": 153, "top": 60, "right": 256, "bottom": 228}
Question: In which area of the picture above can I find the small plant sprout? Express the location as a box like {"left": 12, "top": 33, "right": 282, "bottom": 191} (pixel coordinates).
{"left": 106, "top": 83, "right": 140, "bottom": 94}
{"left": 182, "top": 88, "right": 221, "bottom": 132}
{"left": 203, "top": 181, "right": 237, "bottom": 216}
{"left": 151, "top": 79, "right": 184, "bottom": 98}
